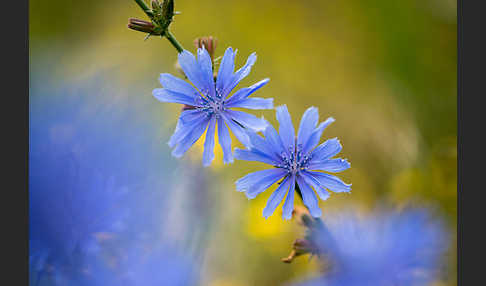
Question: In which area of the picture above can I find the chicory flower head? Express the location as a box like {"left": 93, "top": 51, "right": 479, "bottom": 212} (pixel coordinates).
{"left": 296, "top": 208, "right": 447, "bottom": 286}
{"left": 153, "top": 46, "right": 274, "bottom": 166}
{"left": 235, "top": 105, "right": 351, "bottom": 219}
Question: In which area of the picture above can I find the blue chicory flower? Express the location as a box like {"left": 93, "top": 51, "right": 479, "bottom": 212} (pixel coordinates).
{"left": 296, "top": 208, "right": 447, "bottom": 286}
{"left": 153, "top": 47, "right": 274, "bottom": 166}
{"left": 234, "top": 105, "right": 351, "bottom": 219}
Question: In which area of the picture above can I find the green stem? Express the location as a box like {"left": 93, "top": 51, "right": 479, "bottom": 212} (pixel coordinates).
{"left": 134, "top": 0, "right": 152, "bottom": 17}
{"left": 165, "top": 30, "right": 184, "bottom": 53}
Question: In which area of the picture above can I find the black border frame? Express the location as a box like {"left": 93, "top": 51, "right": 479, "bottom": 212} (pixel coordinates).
{"left": 5, "top": 0, "right": 29, "bottom": 284}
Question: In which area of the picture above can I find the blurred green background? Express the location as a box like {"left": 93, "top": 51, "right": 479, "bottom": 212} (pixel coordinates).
{"left": 30, "top": 0, "right": 456, "bottom": 285}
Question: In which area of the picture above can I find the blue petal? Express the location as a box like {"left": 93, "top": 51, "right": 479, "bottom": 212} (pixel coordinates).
{"left": 159, "top": 73, "right": 200, "bottom": 99}
{"left": 246, "top": 130, "right": 282, "bottom": 162}
{"left": 225, "top": 110, "right": 268, "bottom": 132}
{"left": 296, "top": 175, "right": 322, "bottom": 217}
{"left": 263, "top": 175, "right": 292, "bottom": 219}
{"left": 179, "top": 109, "right": 206, "bottom": 125}
{"left": 222, "top": 114, "right": 251, "bottom": 148}
{"left": 197, "top": 47, "right": 216, "bottom": 98}
{"left": 309, "top": 138, "right": 342, "bottom": 162}
{"left": 304, "top": 170, "right": 352, "bottom": 193}
{"left": 168, "top": 110, "right": 207, "bottom": 148}
{"left": 263, "top": 123, "right": 287, "bottom": 157}
{"left": 300, "top": 171, "right": 330, "bottom": 201}
{"left": 202, "top": 117, "right": 216, "bottom": 166}
{"left": 303, "top": 117, "right": 335, "bottom": 155}
{"left": 226, "top": 97, "right": 274, "bottom": 110}
{"left": 307, "top": 158, "right": 350, "bottom": 172}
{"left": 153, "top": 88, "right": 201, "bottom": 106}
{"left": 178, "top": 50, "right": 208, "bottom": 94}
{"left": 225, "top": 78, "right": 270, "bottom": 104}
{"left": 245, "top": 171, "right": 287, "bottom": 199}
{"left": 234, "top": 148, "right": 278, "bottom": 165}
{"left": 235, "top": 168, "right": 287, "bottom": 191}
{"left": 276, "top": 105, "right": 295, "bottom": 153}
{"left": 282, "top": 174, "right": 296, "bottom": 220}
{"left": 216, "top": 47, "right": 236, "bottom": 97}
{"left": 171, "top": 117, "right": 210, "bottom": 158}
{"left": 297, "top": 106, "right": 319, "bottom": 148}
{"left": 217, "top": 117, "right": 234, "bottom": 164}
{"left": 225, "top": 52, "right": 258, "bottom": 96}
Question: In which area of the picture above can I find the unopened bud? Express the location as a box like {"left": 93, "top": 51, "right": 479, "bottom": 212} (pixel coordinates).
{"left": 151, "top": 0, "right": 162, "bottom": 11}
{"left": 162, "top": 0, "right": 175, "bottom": 25}
{"left": 128, "top": 0, "right": 175, "bottom": 38}
{"left": 194, "top": 36, "right": 218, "bottom": 60}
{"left": 128, "top": 18, "right": 156, "bottom": 34}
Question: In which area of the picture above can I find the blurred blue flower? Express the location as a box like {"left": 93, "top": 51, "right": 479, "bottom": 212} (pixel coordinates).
{"left": 153, "top": 47, "right": 273, "bottom": 166}
{"left": 234, "top": 105, "right": 351, "bottom": 219}
{"left": 58, "top": 245, "right": 198, "bottom": 286}
{"left": 29, "top": 80, "right": 172, "bottom": 281}
{"left": 297, "top": 208, "right": 447, "bottom": 286}
{"left": 119, "top": 246, "right": 197, "bottom": 286}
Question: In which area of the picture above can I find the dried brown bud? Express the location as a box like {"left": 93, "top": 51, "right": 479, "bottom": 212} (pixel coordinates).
{"left": 281, "top": 249, "right": 298, "bottom": 263}
{"left": 194, "top": 36, "right": 218, "bottom": 61}
{"left": 292, "top": 238, "right": 318, "bottom": 254}
{"left": 281, "top": 238, "right": 319, "bottom": 263}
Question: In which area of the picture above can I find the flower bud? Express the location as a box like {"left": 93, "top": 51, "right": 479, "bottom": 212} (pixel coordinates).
{"left": 151, "top": 0, "right": 162, "bottom": 11}
{"left": 193, "top": 36, "right": 218, "bottom": 61}
{"left": 162, "top": 0, "right": 175, "bottom": 25}
{"left": 127, "top": 18, "right": 156, "bottom": 34}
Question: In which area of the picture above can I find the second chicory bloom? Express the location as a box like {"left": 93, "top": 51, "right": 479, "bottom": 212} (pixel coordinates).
{"left": 153, "top": 47, "right": 274, "bottom": 166}
{"left": 235, "top": 105, "right": 351, "bottom": 219}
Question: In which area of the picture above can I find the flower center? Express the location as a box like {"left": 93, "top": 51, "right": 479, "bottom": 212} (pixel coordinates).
{"left": 277, "top": 143, "right": 312, "bottom": 175}
{"left": 198, "top": 94, "right": 226, "bottom": 117}
{"left": 208, "top": 99, "right": 224, "bottom": 113}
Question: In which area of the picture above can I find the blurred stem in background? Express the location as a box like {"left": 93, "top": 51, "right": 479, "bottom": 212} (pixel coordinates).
{"left": 281, "top": 185, "right": 340, "bottom": 264}
{"left": 130, "top": 0, "right": 184, "bottom": 53}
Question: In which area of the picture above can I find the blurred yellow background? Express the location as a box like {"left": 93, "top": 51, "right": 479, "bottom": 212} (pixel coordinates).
{"left": 30, "top": 0, "right": 456, "bottom": 285}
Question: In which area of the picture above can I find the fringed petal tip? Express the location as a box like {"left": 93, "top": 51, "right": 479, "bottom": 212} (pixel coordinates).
{"left": 170, "top": 149, "right": 184, "bottom": 158}
{"left": 282, "top": 213, "right": 293, "bottom": 220}
{"left": 325, "top": 116, "right": 336, "bottom": 123}
{"left": 260, "top": 77, "right": 270, "bottom": 85}
{"left": 245, "top": 192, "right": 257, "bottom": 199}
{"left": 247, "top": 52, "right": 257, "bottom": 62}
{"left": 202, "top": 156, "right": 214, "bottom": 168}
{"left": 167, "top": 140, "right": 174, "bottom": 148}
{"left": 197, "top": 46, "right": 208, "bottom": 54}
